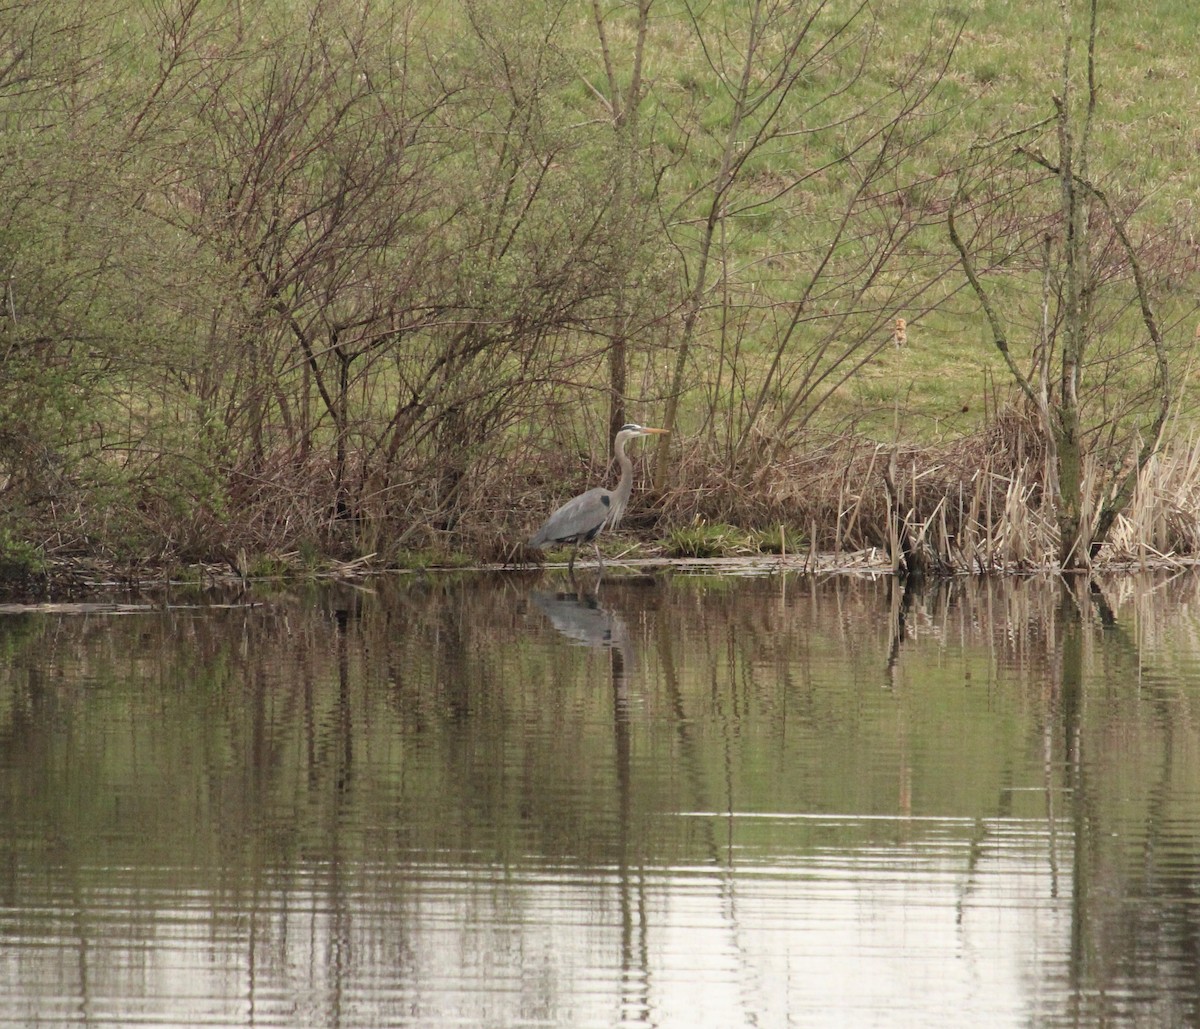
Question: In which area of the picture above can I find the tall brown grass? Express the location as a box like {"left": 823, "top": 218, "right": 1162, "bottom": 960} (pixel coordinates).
{"left": 652, "top": 408, "right": 1200, "bottom": 574}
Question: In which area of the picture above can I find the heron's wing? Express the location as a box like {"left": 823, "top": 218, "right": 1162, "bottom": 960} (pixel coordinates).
{"left": 528, "top": 487, "right": 612, "bottom": 547}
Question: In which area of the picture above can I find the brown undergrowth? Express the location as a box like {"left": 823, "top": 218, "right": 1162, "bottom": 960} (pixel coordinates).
{"left": 8, "top": 410, "right": 1200, "bottom": 583}
{"left": 654, "top": 410, "right": 1052, "bottom": 575}
{"left": 653, "top": 410, "right": 1200, "bottom": 574}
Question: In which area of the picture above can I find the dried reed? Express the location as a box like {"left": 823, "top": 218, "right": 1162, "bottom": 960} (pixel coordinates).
{"left": 650, "top": 408, "right": 1200, "bottom": 574}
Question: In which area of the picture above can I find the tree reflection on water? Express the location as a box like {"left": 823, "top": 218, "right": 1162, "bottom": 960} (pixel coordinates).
{"left": 1, "top": 571, "right": 1199, "bottom": 1026}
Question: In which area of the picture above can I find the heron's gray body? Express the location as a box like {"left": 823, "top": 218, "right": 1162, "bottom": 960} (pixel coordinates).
{"left": 528, "top": 486, "right": 620, "bottom": 548}
{"left": 528, "top": 423, "right": 666, "bottom": 573}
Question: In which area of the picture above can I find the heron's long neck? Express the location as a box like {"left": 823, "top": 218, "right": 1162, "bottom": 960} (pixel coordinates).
{"left": 609, "top": 437, "right": 634, "bottom": 528}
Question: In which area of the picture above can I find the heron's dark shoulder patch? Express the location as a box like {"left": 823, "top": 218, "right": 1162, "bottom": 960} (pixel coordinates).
{"left": 600, "top": 494, "right": 610, "bottom": 507}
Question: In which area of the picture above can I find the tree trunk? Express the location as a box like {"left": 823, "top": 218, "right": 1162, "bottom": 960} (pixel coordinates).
{"left": 591, "top": 0, "right": 651, "bottom": 456}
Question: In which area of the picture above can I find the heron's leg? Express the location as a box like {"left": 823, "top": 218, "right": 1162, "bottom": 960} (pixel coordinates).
{"left": 594, "top": 540, "right": 604, "bottom": 574}
{"left": 567, "top": 542, "right": 579, "bottom": 576}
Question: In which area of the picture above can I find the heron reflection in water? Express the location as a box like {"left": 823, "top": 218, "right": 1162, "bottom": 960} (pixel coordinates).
{"left": 528, "top": 580, "right": 643, "bottom": 1005}
{"left": 530, "top": 588, "right": 631, "bottom": 654}
{"left": 530, "top": 585, "right": 636, "bottom": 720}
{"left": 527, "top": 423, "right": 667, "bottom": 575}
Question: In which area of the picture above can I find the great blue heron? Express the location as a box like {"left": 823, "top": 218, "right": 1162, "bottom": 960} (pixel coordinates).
{"left": 528, "top": 423, "right": 668, "bottom": 573}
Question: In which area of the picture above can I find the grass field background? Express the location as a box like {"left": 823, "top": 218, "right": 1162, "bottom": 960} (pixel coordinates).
{"left": 2, "top": 0, "right": 1199, "bottom": 572}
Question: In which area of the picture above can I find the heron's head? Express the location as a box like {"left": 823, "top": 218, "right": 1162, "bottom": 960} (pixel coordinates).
{"left": 617, "top": 422, "right": 669, "bottom": 442}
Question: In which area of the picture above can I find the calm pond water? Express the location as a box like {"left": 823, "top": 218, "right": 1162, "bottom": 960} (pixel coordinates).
{"left": 2, "top": 568, "right": 1200, "bottom": 1027}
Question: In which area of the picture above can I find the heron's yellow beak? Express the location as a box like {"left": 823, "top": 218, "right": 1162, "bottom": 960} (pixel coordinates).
{"left": 641, "top": 427, "right": 669, "bottom": 434}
